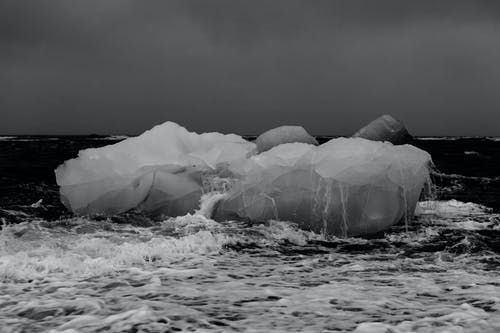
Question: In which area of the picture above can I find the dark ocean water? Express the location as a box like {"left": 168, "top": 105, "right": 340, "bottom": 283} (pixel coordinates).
{"left": 1, "top": 135, "right": 499, "bottom": 222}
{"left": 0, "top": 135, "right": 499, "bottom": 332}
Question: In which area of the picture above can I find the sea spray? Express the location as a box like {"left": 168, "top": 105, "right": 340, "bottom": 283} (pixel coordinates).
{"left": 1, "top": 200, "right": 500, "bottom": 331}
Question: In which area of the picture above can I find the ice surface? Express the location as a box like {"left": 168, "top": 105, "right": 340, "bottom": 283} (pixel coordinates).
{"left": 215, "top": 138, "right": 431, "bottom": 236}
{"left": 353, "top": 114, "right": 412, "bottom": 144}
{"left": 56, "top": 120, "right": 431, "bottom": 236}
{"left": 55, "top": 121, "right": 255, "bottom": 215}
{"left": 255, "top": 125, "right": 318, "bottom": 153}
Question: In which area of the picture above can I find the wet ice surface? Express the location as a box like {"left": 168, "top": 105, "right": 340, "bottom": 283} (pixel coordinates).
{"left": 0, "top": 200, "right": 499, "bottom": 333}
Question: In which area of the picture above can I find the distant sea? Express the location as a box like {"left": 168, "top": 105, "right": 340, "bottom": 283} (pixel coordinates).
{"left": 0, "top": 135, "right": 499, "bottom": 332}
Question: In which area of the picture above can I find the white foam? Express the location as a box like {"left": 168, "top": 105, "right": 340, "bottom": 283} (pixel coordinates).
{"left": 0, "top": 213, "right": 326, "bottom": 283}
{"left": 90, "top": 135, "right": 129, "bottom": 141}
{"left": 464, "top": 150, "right": 480, "bottom": 155}
{"left": 432, "top": 171, "right": 500, "bottom": 182}
{"left": 416, "top": 200, "right": 491, "bottom": 217}
{"left": 0, "top": 220, "right": 228, "bottom": 282}
{"left": 0, "top": 137, "right": 60, "bottom": 142}
{"left": 249, "top": 220, "right": 324, "bottom": 246}
{"left": 453, "top": 220, "right": 493, "bottom": 230}
{"left": 417, "top": 136, "right": 458, "bottom": 140}
{"left": 354, "top": 303, "right": 498, "bottom": 333}
{"left": 1, "top": 212, "right": 499, "bottom": 332}
{"left": 194, "top": 192, "right": 227, "bottom": 218}
{"left": 417, "top": 136, "right": 483, "bottom": 141}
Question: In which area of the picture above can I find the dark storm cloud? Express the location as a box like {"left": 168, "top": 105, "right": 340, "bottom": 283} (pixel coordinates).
{"left": 1, "top": 0, "right": 500, "bottom": 135}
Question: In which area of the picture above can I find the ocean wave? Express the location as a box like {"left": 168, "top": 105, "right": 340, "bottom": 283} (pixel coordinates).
{"left": 354, "top": 303, "right": 498, "bottom": 333}
{"left": 431, "top": 171, "right": 500, "bottom": 182}
{"left": 0, "top": 136, "right": 128, "bottom": 142}
{"left": 0, "top": 137, "right": 61, "bottom": 142}
{"left": 0, "top": 213, "right": 324, "bottom": 283}
{"left": 89, "top": 135, "right": 129, "bottom": 140}
{"left": 1, "top": 200, "right": 499, "bottom": 332}
{"left": 416, "top": 136, "right": 481, "bottom": 141}
{"left": 0, "top": 219, "right": 228, "bottom": 282}
{"left": 414, "top": 200, "right": 500, "bottom": 230}
{"left": 416, "top": 199, "right": 492, "bottom": 217}
{"left": 417, "top": 136, "right": 459, "bottom": 141}
{"left": 417, "top": 136, "right": 499, "bottom": 141}
{"left": 464, "top": 150, "right": 480, "bottom": 156}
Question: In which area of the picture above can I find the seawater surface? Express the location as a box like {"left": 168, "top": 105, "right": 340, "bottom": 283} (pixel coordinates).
{"left": 0, "top": 136, "right": 499, "bottom": 332}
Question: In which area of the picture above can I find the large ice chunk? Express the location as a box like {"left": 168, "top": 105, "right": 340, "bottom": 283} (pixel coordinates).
{"left": 255, "top": 125, "right": 318, "bottom": 153}
{"left": 353, "top": 114, "right": 412, "bottom": 145}
{"left": 214, "top": 138, "right": 431, "bottom": 236}
{"left": 55, "top": 122, "right": 255, "bottom": 215}
{"left": 56, "top": 119, "right": 432, "bottom": 237}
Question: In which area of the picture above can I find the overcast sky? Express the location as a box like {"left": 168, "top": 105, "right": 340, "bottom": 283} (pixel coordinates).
{"left": 2, "top": 0, "right": 500, "bottom": 135}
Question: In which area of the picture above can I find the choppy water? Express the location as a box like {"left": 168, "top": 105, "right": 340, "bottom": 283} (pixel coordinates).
{"left": 1, "top": 136, "right": 500, "bottom": 332}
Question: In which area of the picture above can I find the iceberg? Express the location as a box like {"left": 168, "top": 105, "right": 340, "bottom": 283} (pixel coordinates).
{"left": 352, "top": 114, "right": 412, "bottom": 145}
{"left": 255, "top": 125, "right": 318, "bottom": 153}
{"left": 214, "top": 138, "right": 431, "bottom": 236}
{"left": 55, "top": 121, "right": 255, "bottom": 215}
{"left": 56, "top": 118, "right": 432, "bottom": 237}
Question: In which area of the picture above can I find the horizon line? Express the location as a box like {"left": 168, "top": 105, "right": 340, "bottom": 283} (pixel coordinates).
{"left": 1, "top": 133, "right": 500, "bottom": 138}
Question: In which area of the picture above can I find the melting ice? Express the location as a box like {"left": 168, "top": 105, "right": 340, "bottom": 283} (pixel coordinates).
{"left": 55, "top": 121, "right": 431, "bottom": 237}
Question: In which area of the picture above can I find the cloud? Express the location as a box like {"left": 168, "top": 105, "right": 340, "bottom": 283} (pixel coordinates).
{"left": 1, "top": 0, "right": 500, "bottom": 135}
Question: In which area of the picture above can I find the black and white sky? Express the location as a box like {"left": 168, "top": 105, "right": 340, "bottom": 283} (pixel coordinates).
{"left": 2, "top": 0, "right": 500, "bottom": 135}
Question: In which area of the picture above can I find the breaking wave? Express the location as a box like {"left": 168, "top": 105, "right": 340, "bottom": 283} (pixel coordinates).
{"left": 89, "top": 135, "right": 129, "bottom": 141}
{"left": 1, "top": 196, "right": 499, "bottom": 332}
{"left": 417, "top": 136, "right": 500, "bottom": 142}
{"left": 432, "top": 171, "right": 500, "bottom": 183}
